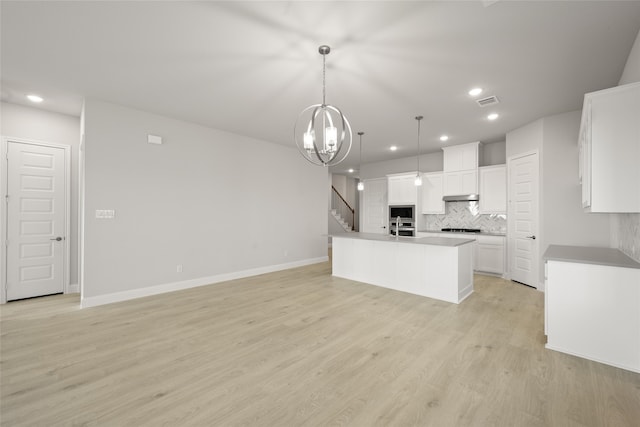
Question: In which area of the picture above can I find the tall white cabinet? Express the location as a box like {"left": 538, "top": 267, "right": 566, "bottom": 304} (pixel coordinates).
{"left": 579, "top": 82, "right": 640, "bottom": 213}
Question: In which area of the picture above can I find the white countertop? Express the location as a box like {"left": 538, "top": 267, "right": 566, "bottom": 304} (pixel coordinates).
{"left": 543, "top": 245, "right": 640, "bottom": 270}
{"left": 331, "top": 232, "right": 475, "bottom": 247}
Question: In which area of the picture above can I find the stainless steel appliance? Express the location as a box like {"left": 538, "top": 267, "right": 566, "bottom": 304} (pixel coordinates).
{"left": 442, "top": 194, "right": 479, "bottom": 202}
{"left": 389, "top": 205, "right": 415, "bottom": 236}
{"left": 441, "top": 227, "right": 481, "bottom": 233}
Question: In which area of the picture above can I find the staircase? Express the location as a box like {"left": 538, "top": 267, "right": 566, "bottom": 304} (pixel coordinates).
{"left": 330, "top": 209, "right": 353, "bottom": 232}
{"left": 331, "top": 186, "right": 355, "bottom": 232}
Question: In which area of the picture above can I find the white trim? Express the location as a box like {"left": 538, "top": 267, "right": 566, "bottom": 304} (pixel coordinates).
{"left": 80, "top": 256, "right": 329, "bottom": 309}
{"left": 545, "top": 344, "right": 639, "bottom": 374}
{"left": 1, "top": 136, "right": 72, "bottom": 304}
{"left": 69, "top": 283, "right": 79, "bottom": 293}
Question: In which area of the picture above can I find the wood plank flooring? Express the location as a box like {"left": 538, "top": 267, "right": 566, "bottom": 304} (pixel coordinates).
{"left": 1, "top": 260, "right": 639, "bottom": 426}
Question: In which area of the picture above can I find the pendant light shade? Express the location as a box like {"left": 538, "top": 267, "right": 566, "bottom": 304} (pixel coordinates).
{"left": 294, "top": 45, "right": 352, "bottom": 167}
{"left": 414, "top": 116, "right": 423, "bottom": 186}
{"left": 357, "top": 131, "right": 364, "bottom": 191}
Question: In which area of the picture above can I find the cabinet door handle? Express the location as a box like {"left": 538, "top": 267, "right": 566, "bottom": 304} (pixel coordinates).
{"left": 50, "top": 237, "right": 63, "bottom": 241}
{"left": 526, "top": 235, "right": 536, "bottom": 240}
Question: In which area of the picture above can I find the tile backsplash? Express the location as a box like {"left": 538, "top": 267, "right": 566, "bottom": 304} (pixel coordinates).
{"left": 421, "top": 201, "right": 506, "bottom": 233}
{"left": 618, "top": 213, "right": 640, "bottom": 262}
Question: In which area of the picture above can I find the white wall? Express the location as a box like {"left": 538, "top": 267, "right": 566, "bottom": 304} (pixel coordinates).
{"left": 480, "top": 141, "right": 507, "bottom": 166}
{"left": 619, "top": 29, "right": 640, "bottom": 86}
{"left": 81, "top": 99, "right": 327, "bottom": 306}
{"left": 506, "top": 119, "right": 543, "bottom": 159}
{"left": 541, "top": 110, "right": 611, "bottom": 251}
{"left": 1, "top": 102, "right": 81, "bottom": 287}
{"left": 361, "top": 151, "right": 443, "bottom": 179}
{"left": 361, "top": 142, "right": 507, "bottom": 181}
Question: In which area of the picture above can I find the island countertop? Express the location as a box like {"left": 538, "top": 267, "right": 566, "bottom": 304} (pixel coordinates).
{"left": 331, "top": 232, "right": 475, "bottom": 247}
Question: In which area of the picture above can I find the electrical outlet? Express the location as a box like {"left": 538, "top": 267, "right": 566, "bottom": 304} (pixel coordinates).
{"left": 284, "top": 250, "right": 288, "bottom": 257}
{"left": 176, "top": 264, "right": 183, "bottom": 273}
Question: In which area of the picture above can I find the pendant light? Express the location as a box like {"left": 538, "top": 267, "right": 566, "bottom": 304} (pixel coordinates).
{"left": 294, "top": 45, "right": 352, "bottom": 167}
{"left": 414, "top": 115, "right": 423, "bottom": 186}
{"left": 357, "top": 131, "right": 364, "bottom": 191}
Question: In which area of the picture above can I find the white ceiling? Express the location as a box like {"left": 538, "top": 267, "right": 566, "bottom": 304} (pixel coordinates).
{"left": 2, "top": 1, "right": 639, "bottom": 175}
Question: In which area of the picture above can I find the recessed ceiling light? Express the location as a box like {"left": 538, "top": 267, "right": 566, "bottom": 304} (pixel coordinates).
{"left": 487, "top": 113, "right": 499, "bottom": 121}
{"left": 440, "top": 135, "right": 449, "bottom": 142}
{"left": 348, "top": 168, "right": 354, "bottom": 173}
{"left": 27, "top": 94, "right": 43, "bottom": 103}
{"left": 468, "top": 87, "right": 483, "bottom": 97}
{"left": 390, "top": 145, "right": 398, "bottom": 151}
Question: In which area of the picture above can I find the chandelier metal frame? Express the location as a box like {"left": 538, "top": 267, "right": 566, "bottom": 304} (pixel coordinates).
{"left": 294, "top": 45, "right": 352, "bottom": 167}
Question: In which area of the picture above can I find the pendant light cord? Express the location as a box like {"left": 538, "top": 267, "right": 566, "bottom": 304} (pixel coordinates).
{"left": 322, "top": 53, "right": 327, "bottom": 106}
{"left": 416, "top": 116, "right": 423, "bottom": 174}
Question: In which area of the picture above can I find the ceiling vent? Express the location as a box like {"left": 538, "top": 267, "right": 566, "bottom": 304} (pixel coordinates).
{"left": 476, "top": 95, "right": 499, "bottom": 107}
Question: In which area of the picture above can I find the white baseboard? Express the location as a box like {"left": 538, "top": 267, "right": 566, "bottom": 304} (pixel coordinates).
{"left": 80, "top": 256, "right": 329, "bottom": 309}
{"left": 68, "top": 283, "right": 79, "bottom": 294}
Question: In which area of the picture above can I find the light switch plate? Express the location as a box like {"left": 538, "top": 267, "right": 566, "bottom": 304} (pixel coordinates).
{"left": 95, "top": 209, "right": 116, "bottom": 219}
{"left": 148, "top": 134, "right": 162, "bottom": 145}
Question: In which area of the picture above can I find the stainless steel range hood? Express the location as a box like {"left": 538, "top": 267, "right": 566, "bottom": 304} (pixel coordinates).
{"left": 443, "top": 194, "right": 479, "bottom": 202}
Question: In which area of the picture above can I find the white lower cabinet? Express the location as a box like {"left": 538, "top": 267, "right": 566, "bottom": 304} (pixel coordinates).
{"left": 545, "top": 257, "right": 640, "bottom": 373}
{"left": 475, "top": 235, "right": 505, "bottom": 275}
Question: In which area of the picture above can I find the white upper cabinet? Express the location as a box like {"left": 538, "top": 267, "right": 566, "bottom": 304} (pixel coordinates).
{"left": 443, "top": 170, "right": 478, "bottom": 196}
{"left": 443, "top": 142, "right": 480, "bottom": 172}
{"left": 579, "top": 82, "right": 640, "bottom": 213}
{"left": 442, "top": 142, "right": 480, "bottom": 196}
{"left": 421, "top": 172, "right": 445, "bottom": 214}
{"left": 387, "top": 173, "right": 418, "bottom": 206}
{"left": 479, "top": 165, "right": 506, "bottom": 214}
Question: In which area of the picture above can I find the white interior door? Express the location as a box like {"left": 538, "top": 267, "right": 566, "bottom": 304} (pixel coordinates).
{"left": 6, "top": 140, "right": 66, "bottom": 301}
{"left": 361, "top": 178, "right": 388, "bottom": 234}
{"left": 508, "top": 152, "right": 539, "bottom": 288}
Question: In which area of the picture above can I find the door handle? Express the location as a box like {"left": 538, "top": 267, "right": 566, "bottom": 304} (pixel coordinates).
{"left": 526, "top": 235, "right": 536, "bottom": 240}
{"left": 50, "top": 237, "right": 63, "bottom": 241}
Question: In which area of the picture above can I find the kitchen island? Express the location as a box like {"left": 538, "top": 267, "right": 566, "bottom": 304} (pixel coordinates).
{"left": 332, "top": 233, "right": 475, "bottom": 304}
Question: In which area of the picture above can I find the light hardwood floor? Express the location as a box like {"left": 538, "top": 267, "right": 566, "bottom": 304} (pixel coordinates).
{"left": 1, "top": 260, "right": 639, "bottom": 426}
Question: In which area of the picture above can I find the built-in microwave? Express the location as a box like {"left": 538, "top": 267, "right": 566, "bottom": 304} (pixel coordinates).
{"left": 389, "top": 205, "right": 414, "bottom": 220}
{"left": 389, "top": 205, "right": 415, "bottom": 236}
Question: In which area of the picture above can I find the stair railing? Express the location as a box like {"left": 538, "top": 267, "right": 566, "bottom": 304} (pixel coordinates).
{"left": 331, "top": 185, "right": 355, "bottom": 230}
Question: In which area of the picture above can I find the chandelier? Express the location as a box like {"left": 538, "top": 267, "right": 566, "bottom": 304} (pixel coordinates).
{"left": 294, "top": 45, "right": 352, "bottom": 166}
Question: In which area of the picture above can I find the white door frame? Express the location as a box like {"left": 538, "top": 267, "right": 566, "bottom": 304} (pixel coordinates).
{"left": 506, "top": 149, "right": 540, "bottom": 290}
{"left": 1, "top": 136, "right": 71, "bottom": 304}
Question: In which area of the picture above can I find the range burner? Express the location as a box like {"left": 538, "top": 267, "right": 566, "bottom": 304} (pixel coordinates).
{"left": 441, "top": 228, "right": 481, "bottom": 233}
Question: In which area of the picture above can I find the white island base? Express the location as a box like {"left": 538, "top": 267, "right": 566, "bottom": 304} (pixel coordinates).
{"left": 332, "top": 233, "right": 475, "bottom": 304}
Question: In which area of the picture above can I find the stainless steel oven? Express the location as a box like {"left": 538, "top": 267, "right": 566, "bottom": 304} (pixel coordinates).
{"left": 389, "top": 205, "right": 415, "bottom": 237}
